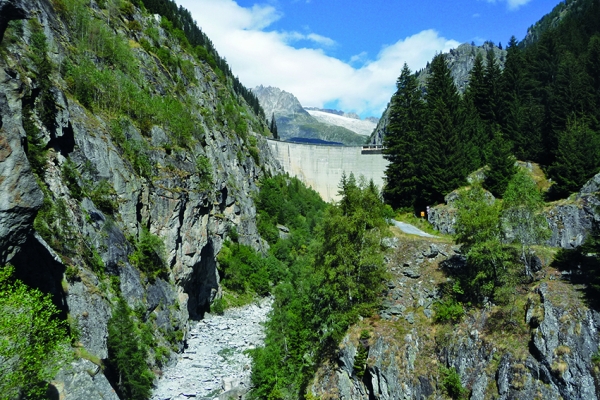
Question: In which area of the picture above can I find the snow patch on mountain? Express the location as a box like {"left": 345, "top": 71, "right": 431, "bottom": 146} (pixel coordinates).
{"left": 305, "top": 109, "right": 377, "bottom": 136}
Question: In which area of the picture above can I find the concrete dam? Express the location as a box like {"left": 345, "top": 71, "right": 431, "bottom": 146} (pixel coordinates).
{"left": 267, "top": 139, "right": 390, "bottom": 202}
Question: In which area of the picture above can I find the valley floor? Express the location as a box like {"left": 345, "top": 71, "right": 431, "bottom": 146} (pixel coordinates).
{"left": 151, "top": 298, "right": 272, "bottom": 400}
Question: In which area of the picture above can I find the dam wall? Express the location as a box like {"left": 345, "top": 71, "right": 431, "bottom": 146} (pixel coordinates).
{"left": 267, "top": 139, "right": 389, "bottom": 202}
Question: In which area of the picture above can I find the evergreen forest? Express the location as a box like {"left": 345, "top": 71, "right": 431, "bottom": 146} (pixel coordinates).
{"left": 383, "top": 0, "right": 600, "bottom": 210}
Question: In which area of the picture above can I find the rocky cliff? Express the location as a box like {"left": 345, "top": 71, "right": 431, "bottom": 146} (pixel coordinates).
{"left": 253, "top": 85, "right": 368, "bottom": 145}
{"left": 0, "top": 0, "right": 280, "bottom": 396}
{"left": 309, "top": 235, "right": 600, "bottom": 400}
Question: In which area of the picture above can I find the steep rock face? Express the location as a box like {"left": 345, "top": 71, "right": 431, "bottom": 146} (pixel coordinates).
{"left": 253, "top": 85, "right": 308, "bottom": 119}
{"left": 0, "top": 0, "right": 281, "bottom": 396}
{"left": 416, "top": 42, "right": 506, "bottom": 94}
{"left": 0, "top": 64, "right": 43, "bottom": 263}
{"left": 309, "top": 238, "right": 600, "bottom": 400}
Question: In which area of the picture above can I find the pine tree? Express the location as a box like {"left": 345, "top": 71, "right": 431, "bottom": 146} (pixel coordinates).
{"left": 420, "top": 54, "right": 465, "bottom": 206}
{"left": 269, "top": 112, "right": 278, "bottom": 139}
{"left": 483, "top": 49, "right": 502, "bottom": 126}
{"left": 501, "top": 37, "right": 545, "bottom": 162}
{"left": 483, "top": 131, "right": 518, "bottom": 198}
{"left": 586, "top": 35, "right": 600, "bottom": 123}
{"left": 548, "top": 119, "right": 600, "bottom": 198}
{"left": 107, "top": 298, "right": 154, "bottom": 400}
{"left": 382, "top": 64, "right": 424, "bottom": 210}
{"left": 465, "top": 52, "right": 487, "bottom": 121}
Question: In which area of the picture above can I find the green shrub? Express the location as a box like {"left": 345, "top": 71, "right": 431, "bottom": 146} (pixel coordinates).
{"left": 0, "top": 265, "right": 71, "bottom": 398}
{"left": 62, "top": 158, "right": 84, "bottom": 200}
{"left": 218, "top": 241, "right": 286, "bottom": 296}
{"left": 128, "top": 20, "right": 142, "bottom": 32}
{"left": 440, "top": 366, "right": 468, "bottom": 400}
{"left": 249, "top": 146, "right": 260, "bottom": 164}
{"left": 433, "top": 299, "right": 465, "bottom": 324}
{"left": 155, "top": 345, "right": 170, "bottom": 367}
{"left": 196, "top": 155, "right": 213, "bottom": 186}
{"left": 129, "top": 228, "right": 167, "bottom": 281}
{"left": 90, "top": 179, "right": 118, "bottom": 214}
{"left": 65, "top": 265, "right": 80, "bottom": 282}
{"left": 211, "top": 298, "right": 225, "bottom": 315}
{"left": 353, "top": 330, "right": 371, "bottom": 378}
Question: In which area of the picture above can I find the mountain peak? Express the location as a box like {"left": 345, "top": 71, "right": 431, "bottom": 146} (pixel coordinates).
{"left": 252, "top": 86, "right": 308, "bottom": 118}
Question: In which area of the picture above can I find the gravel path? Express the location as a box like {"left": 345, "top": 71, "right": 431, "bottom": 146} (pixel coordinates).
{"left": 392, "top": 220, "right": 439, "bottom": 238}
{"left": 152, "top": 297, "right": 272, "bottom": 400}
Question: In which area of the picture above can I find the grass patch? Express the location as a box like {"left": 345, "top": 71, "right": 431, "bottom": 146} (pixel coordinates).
{"left": 221, "top": 290, "right": 257, "bottom": 309}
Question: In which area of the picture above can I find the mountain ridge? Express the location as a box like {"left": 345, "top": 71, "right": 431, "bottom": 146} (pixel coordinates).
{"left": 252, "top": 85, "right": 369, "bottom": 145}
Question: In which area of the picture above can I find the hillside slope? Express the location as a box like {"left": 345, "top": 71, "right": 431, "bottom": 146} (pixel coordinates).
{"left": 0, "top": 0, "right": 279, "bottom": 396}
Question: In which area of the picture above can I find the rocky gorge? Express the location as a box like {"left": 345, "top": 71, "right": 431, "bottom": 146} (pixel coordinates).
{"left": 2, "top": 0, "right": 600, "bottom": 399}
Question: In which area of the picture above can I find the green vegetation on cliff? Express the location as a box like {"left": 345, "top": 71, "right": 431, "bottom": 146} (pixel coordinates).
{"left": 249, "top": 174, "right": 391, "bottom": 399}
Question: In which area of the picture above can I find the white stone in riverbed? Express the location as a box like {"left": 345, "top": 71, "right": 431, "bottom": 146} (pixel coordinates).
{"left": 151, "top": 297, "right": 272, "bottom": 400}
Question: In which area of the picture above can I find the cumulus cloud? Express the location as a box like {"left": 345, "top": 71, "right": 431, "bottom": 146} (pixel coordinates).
{"left": 177, "top": 0, "right": 459, "bottom": 117}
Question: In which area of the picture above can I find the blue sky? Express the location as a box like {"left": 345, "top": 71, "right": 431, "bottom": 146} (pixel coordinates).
{"left": 177, "top": 0, "right": 562, "bottom": 118}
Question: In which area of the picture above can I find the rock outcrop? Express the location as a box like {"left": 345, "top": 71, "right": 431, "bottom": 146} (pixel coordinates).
{"left": 309, "top": 237, "right": 600, "bottom": 399}
{"left": 429, "top": 172, "right": 600, "bottom": 248}
{"left": 0, "top": 63, "right": 43, "bottom": 263}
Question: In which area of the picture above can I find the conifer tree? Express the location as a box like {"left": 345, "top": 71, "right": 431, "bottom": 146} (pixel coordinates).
{"left": 382, "top": 64, "right": 424, "bottom": 209}
{"left": 269, "top": 113, "right": 278, "bottom": 139}
{"left": 548, "top": 119, "right": 600, "bottom": 198}
{"left": 483, "top": 131, "right": 518, "bottom": 198}
{"left": 465, "top": 53, "right": 487, "bottom": 122}
{"left": 586, "top": 35, "right": 600, "bottom": 122}
{"left": 107, "top": 298, "right": 154, "bottom": 400}
{"left": 420, "top": 54, "right": 465, "bottom": 206}
{"left": 501, "top": 37, "right": 545, "bottom": 162}
{"left": 483, "top": 49, "right": 502, "bottom": 126}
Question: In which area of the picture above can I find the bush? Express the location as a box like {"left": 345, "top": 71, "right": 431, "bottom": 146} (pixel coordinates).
{"left": 62, "top": 158, "right": 84, "bottom": 200}
{"left": 211, "top": 298, "right": 225, "bottom": 315}
{"left": 218, "top": 241, "right": 286, "bottom": 296}
{"left": 353, "top": 330, "right": 371, "bottom": 378}
{"left": 129, "top": 228, "right": 167, "bottom": 281}
{"left": 0, "top": 265, "right": 71, "bottom": 398}
{"left": 196, "top": 155, "right": 213, "bottom": 186}
{"left": 433, "top": 299, "right": 465, "bottom": 324}
{"left": 90, "top": 179, "right": 118, "bottom": 214}
{"left": 440, "top": 366, "right": 468, "bottom": 399}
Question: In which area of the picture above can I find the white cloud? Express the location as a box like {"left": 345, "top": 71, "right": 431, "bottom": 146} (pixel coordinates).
{"left": 177, "top": 0, "right": 459, "bottom": 117}
{"left": 507, "top": 0, "right": 533, "bottom": 9}
{"left": 484, "top": 0, "right": 533, "bottom": 10}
